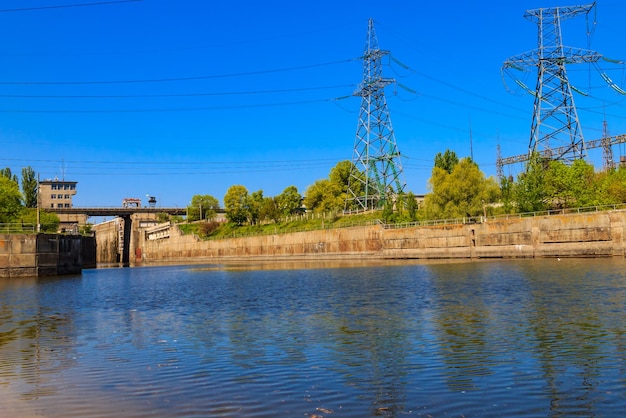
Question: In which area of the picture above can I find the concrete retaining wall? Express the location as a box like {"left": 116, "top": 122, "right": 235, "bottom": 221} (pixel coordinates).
{"left": 134, "top": 209, "right": 626, "bottom": 265}
{"left": 0, "top": 234, "right": 95, "bottom": 278}
{"left": 93, "top": 218, "right": 121, "bottom": 264}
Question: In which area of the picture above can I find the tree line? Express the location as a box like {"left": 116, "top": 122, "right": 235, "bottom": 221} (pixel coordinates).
{"left": 0, "top": 166, "right": 60, "bottom": 231}
{"left": 190, "top": 149, "right": 626, "bottom": 229}
{"left": 3, "top": 150, "right": 626, "bottom": 234}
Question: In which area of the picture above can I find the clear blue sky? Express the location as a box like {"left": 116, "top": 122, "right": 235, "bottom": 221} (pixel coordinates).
{"left": 1, "top": 0, "right": 625, "bottom": 208}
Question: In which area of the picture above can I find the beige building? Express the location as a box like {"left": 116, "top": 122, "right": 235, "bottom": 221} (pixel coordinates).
{"left": 39, "top": 179, "right": 77, "bottom": 209}
{"left": 39, "top": 179, "right": 86, "bottom": 232}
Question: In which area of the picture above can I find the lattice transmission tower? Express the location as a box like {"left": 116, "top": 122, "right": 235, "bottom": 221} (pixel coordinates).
{"left": 502, "top": 3, "right": 602, "bottom": 164}
{"left": 345, "top": 18, "right": 405, "bottom": 211}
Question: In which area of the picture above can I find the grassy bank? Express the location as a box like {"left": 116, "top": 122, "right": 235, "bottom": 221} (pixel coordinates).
{"left": 178, "top": 212, "right": 381, "bottom": 240}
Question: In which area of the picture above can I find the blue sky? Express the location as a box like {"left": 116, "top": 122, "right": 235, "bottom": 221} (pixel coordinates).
{"left": 1, "top": 0, "right": 625, "bottom": 208}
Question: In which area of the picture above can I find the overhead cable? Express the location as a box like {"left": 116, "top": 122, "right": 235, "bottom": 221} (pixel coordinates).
{"left": 0, "top": 84, "right": 356, "bottom": 99}
{"left": 0, "top": 0, "right": 142, "bottom": 12}
{"left": 0, "top": 58, "right": 360, "bottom": 85}
{"left": 0, "top": 96, "right": 352, "bottom": 113}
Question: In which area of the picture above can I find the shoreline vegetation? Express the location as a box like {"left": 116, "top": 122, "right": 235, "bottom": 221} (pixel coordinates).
{"left": 177, "top": 203, "right": 626, "bottom": 241}
{"left": 177, "top": 152, "right": 626, "bottom": 242}
{"left": 4, "top": 150, "right": 626, "bottom": 243}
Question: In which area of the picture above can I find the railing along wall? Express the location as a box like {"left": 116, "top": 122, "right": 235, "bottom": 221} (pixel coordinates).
{"left": 382, "top": 204, "right": 626, "bottom": 230}
{"left": 0, "top": 223, "right": 36, "bottom": 233}
{"left": 203, "top": 203, "right": 626, "bottom": 239}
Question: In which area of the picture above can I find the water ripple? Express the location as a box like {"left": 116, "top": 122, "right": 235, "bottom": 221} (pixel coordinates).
{"left": 0, "top": 259, "right": 625, "bottom": 416}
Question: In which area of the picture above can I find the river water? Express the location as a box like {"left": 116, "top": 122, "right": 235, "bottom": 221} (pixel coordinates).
{"left": 1, "top": 258, "right": 625, "bottom": 417}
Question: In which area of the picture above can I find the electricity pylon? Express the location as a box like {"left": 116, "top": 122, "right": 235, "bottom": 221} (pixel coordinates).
{"left": 602, "top": 119, "right": 615, "bottom": 171}
{"left": 346, "top": 18, "right": 405, "bottom": 211}
{"left": 502, "top": 3, "right": 602, "bottom": 163}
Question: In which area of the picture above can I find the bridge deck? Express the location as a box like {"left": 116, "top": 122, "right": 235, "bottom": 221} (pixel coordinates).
{"left": 50, "top": 207, "right": 189, "bottom": 217}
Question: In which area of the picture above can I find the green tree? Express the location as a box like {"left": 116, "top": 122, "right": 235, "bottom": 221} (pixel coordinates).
{"left": 597, "top": 167, "right": 626, "bottom": 204}
{"left": 340, "top": 161, "right": 366, "bottom": 211}
{"left": 543, "top": 160, "right": 572, "bottom": 209}
{"left": 277, "top": 185, "right": 302, "bottom": 216}
{"left": 248, "top": 190, "right": 265, "bottom": 225}
{"left": 21, "top": 166, "right": 38, "bottom": 208}
{"left": 22, "top": 166, "right": 38, "bottom": 208}
{"left": 224, "top": 185, "right": 249, "bottom": 225}
{"left": 499, "top": 175, "right": 515, "bottom": 214}
{"left": 17, "top": 208, "right": 60, "bottom": 233}
{"left": 329, "top": 160, "right": 354, "bottom": 193}
{"left": 0, "top": 176, "right": 23, "bottom": 223}
{"left": 434, "top": 149, "right": 459, "bottom": 174}
{"left": 188, "top": 194, "right": 220, "bottom": 221}
{"left": 261, "top": 196, "right": 281, "bottom": 223}
{"left": 156, "top": 212, "right": 170, "bottom": 223}
{"left": 513, "top": 154, "right": 549, "bottom": 213}
{"left": 304, "top": 161, "right": 361, "bottom": 213}
{"left": 0, "top": 167, "right": 18, "bottom": 184}
{"left": 405, "top": 191, "right": 418, "bottom": 221}
{"left": 423, "top": 157, "right": 500, "bottom": 219}
{"left": 566, "top": 159, "right": 597, "bottom": 207}
{"left": 304, "top": 179, "right": 343, "bottom": 213}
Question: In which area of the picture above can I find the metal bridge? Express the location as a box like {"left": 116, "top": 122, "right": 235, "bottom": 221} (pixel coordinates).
{"left": 49, "top": 206, "right": 189, "bottom": 217}
{"left": 48, "top": 206, "right": 190, "bottom": 267}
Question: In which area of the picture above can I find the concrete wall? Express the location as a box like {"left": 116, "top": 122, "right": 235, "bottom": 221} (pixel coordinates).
{"left": 93, "top": 215, "right": 158, "bottom": 266}
{"left": 93, "top": 218, "right": 121, "bottom": 264}
{"left": 0, "top": 234, "right": 94, "bottom": 278}
{"left": 134, "top": 209, "right": 626, "bottom": 265}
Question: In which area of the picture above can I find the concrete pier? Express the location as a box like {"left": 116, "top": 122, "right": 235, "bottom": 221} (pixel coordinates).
{"left": 0, "top": 234, "right": 96, "bottom": 278}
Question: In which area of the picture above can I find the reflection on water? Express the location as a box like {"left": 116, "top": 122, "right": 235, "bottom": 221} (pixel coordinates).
{"left": 0, "top": 258, "right": 625, "bottom": 417}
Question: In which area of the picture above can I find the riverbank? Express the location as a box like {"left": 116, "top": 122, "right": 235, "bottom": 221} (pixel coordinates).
{"left": 131, "top": 208, "right": 625, "bottom": 265}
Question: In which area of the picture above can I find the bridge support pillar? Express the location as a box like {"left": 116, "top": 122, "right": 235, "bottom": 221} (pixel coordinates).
{"left": 121, "top": 215, "right": 132, "bottom": 267}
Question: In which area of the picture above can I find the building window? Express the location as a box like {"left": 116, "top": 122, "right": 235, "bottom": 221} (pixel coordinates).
{"left": 51, "top": 184, "right": 57, "bottom": 190}
{"left": 64, "top": 203, "right": 71, "bottom": 208}
{"left": 50, "top": 204, "right": 54, "bottom": 208}
{"left": 64, "top": 184, "right": 70, "bottom": 190}
{"left": 51, "top": 194, "right": 56, "bottom": 199}
{"left": 65, "top": 194, "right": 70, "bottom": 199}
{"left": 70, "top": 185, "right": 76, "bottom": 190}
{"left": 57, "top": 204, "right": 63, "bottom": 208}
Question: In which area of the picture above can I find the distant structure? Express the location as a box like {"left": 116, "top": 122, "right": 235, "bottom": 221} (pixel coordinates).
{"left": 345, "top": 18, "right": 405, "bottom": 211}
{"left": 502, "top": 3, "right": 601, "bottom": 164}
{"left": 122, "top": 198, "right": 142, "bottom": 208}
{"left": 39, "top": 178, "right": 77, "bottom": 209}
{"left": 601, "top": 120, "right": 615, "bottom": 171}
{"left": 39, "top": 178, "right": 86, "bottom": 232}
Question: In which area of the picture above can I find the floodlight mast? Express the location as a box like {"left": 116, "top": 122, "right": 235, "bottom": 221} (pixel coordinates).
{"left": 502, "top": 2, "right": 601, "bottom": 163}
{"left": 346, "top": 18, "right": 405, "bottom": 211}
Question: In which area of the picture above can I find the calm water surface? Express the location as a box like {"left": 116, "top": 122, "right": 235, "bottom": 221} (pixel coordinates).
{"left": 1, "top": 258, "right": 625, "bottom": 417}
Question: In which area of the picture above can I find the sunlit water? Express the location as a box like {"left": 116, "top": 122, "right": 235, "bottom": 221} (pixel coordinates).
{"left": 1, "top": 258, "right": 625, "bottom": 417}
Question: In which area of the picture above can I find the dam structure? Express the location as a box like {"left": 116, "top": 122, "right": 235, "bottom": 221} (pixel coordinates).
{"left": 98, "top": 206, "right": 626, "bottom": 266}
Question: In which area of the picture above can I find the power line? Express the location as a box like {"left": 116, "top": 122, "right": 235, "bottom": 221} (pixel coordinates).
{"left": 0, "top": 84, "right": 356, "bottom": 99}
{"left": 56, "top": 165, "right": 333, "bottom": 176}
{"left": 0, "top": 58, "right": 360, "bottom": 85}
{"left": 0, "top": 96, "right": 352, "bottom": 113}
{"left": 0, "top": 0, "right": 142, "bottom": 12}
{"left": 1, "top": 157, "right": 344, "bottom": 176}
{"left": 0, "top": 156, "right": 343, "bottom": 165}
{"left": 389, "top": 54, "right": 528, "bottom": 113}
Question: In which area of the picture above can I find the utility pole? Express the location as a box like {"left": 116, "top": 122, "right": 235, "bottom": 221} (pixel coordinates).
{"left": 36, "top": 174, "right": 40, "bottom": 232}
{"left": 345, "top": 18, "right": 405, "bottom": 211}
{"left": 469, "top": 117, "right": 474, "bottom": 161}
